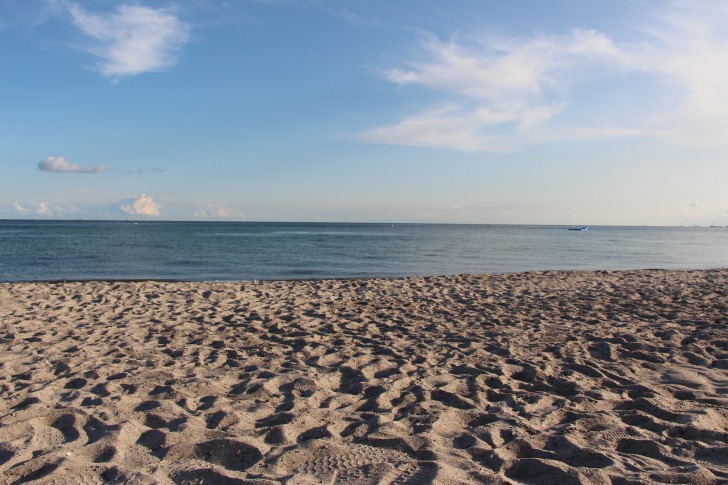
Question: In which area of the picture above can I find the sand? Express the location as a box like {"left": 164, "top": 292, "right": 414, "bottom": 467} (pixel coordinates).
{"left": 0, "top": 269, "right": 727, "bottom": 484}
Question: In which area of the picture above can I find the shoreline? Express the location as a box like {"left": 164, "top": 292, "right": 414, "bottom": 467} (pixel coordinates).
{"left": 2, "top": 269, "right": 727, "bottom": 483}
{"left": 2, "top": 265, "right": 726, "bottom": 285}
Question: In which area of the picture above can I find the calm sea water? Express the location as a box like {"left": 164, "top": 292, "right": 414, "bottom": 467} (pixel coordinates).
{"left": 0, "top": 220, "right": 726, "bottom": 282}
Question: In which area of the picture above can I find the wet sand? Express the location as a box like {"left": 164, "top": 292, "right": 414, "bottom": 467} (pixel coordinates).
{"left": 1, "top": 269, "right": 727, "bottom": 484}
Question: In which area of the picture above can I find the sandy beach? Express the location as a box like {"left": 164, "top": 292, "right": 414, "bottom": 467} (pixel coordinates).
{"left": 1, "top": 269, "right": 727, "bottom": 484}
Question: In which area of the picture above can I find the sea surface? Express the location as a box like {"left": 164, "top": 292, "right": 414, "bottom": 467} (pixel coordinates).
{"left": 1, "top": 220, "right": 727, "bottom": 282}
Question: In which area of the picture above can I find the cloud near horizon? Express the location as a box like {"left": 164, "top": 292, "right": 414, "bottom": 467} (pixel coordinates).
{"left": 360, "top": 2, "right": 728, "bottom": 151}
{"left": 192, "top": 204, "right": 245, "bottom": 220}
{"left": 38, "top": 156, "right": 107, "bottom": 173}
{"left": 12, "top": 201, "right": 76, "bottom": 217}
{"left": 36, "top": 202, "right": 52, "bottom": 216}
{"left": 67, "top": 3, "right": 191, "bottom": 78}
{"left": 120, "top": 194, "right": 160, "bottom": 216}
{"left": 13, "top": 202, "right": 30, "bottom": 215}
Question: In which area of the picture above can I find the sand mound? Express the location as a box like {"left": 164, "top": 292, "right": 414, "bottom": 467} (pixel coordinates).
{"left": 1, "top": 269, "right": 727, "bottom": 483}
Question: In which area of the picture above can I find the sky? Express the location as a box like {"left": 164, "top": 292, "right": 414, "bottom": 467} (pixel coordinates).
{"left": 2, "top": 0, "right": 728, "bottom": 225}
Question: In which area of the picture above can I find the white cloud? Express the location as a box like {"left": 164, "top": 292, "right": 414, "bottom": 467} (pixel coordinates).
{"left": 364, "top": 1, "right": 728, "bottom": 150}
{"left": 359, "top": 103, "right": 567, "bottom": 151}
{"left": 636, "top": 3, "right": 728, "bottom": 146}
{"left": 384, "top": 29, "right": 623, "bottom": 102}
{"left": 120, "top": 194, "right": 160, "bottom": 216}
{"left": 365, "top": 29, "right": 630, "bottom": 151}
{"left": 68, "top": 3, "right": 190, "bottom": 78}
{"left": 38, "top": 155, "right": 107, "bottom": 173}
{"left": 12, "top": 201, "right": 77, "bottom": 217}
{"left": 13, "top": 202, "right": 29, "bottom": 215}
{"left": 193, "top": 204, "right": 245, "bottom": 220}
{"left": 36, "top": 202, "right": 52, "bottom": 216}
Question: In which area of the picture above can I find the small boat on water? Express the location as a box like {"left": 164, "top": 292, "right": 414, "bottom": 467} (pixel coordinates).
{"left": 569, "top": 226, "right": 589, "bottom": 231}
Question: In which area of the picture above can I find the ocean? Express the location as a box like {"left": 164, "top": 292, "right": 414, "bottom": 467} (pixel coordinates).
{"left": 0, "top": 220, "right": 726, "bottom": 282}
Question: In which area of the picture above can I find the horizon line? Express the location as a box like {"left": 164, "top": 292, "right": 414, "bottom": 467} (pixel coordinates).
{"left": 0, "top": 218, "right": 724, "bottom": 229}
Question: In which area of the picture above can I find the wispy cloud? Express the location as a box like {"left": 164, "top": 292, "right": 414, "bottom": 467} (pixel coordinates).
{"left": 638, "top": 2, "right": 728, "bottom": 146}
{"left": 359, "top": 103, "right": 568, "bottom": 151}
{"left": 38, "top": 155, "right": 107, "bottom": 173}
{"left": 120, "top": 194, "right": 160, "bottom": 216}
{"left": 362, "top": 2, "right": 728, "bottom": 151}
{"left": 67, "top": 3, "right": 191, "bottom": 78}
{"left": 384, "top": 29, "right": 624, "bottom": 101}
{"left": 361, "top": 29, "right": 632, "bottom": 151}
{"left": 193, "top": 204, "right": 245, "bottom": 220}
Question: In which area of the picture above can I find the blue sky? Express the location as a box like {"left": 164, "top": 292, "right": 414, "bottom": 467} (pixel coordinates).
{"left": 2, "top": 0, "right": 727, "bottom": 225}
